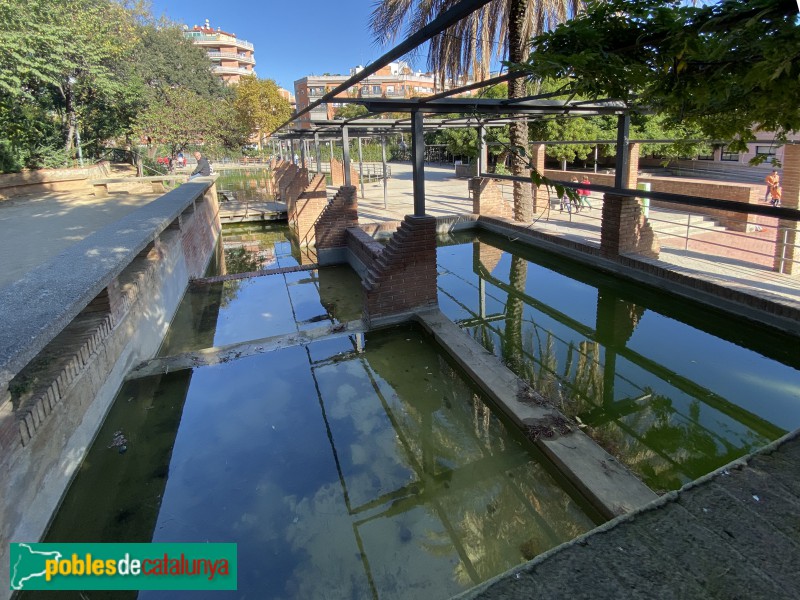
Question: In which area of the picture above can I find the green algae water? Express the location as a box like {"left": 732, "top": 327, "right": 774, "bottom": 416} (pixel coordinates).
{"left": 44, "top": 325, "right": 598, "bottom": 599}
{"left": 216, "top": 168, "right": 274, "bottom": 203}
{"left": 436, "top": 231, "right": 800, "bottom": 492}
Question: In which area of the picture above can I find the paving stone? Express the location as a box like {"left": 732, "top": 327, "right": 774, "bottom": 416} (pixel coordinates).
{"left": 679, "top": 480, "right": 800, "bottom": 594}
{"left": 636, "top": 503, "right": 785, "bottom": 598}
{"left": 748, "top": 451, "right": 800, "bottom": 498}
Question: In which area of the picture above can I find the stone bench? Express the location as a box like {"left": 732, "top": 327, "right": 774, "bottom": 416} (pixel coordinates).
{"left": 92, "top": 175, "right": 189, "bottom": 197}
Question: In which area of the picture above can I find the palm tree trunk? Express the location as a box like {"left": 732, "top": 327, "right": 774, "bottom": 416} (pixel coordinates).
{"left": 508, "top": 0, "right": 532, "bottom": 222}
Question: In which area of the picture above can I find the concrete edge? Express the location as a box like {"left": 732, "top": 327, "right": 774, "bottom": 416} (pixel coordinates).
{"left": 475, "top": 216, "right": 800, "bottom": 335}
{"left": 0, "top": 178, "right": 218, "bottom": 393}
{"left": 412, "top": 307, "right": 658, "bottom": 520}
{"left": 451, "top": 425, "right": 800, "bottom": 600}
{"left": 126, "top": 319, "right": 366, "bottom": 379}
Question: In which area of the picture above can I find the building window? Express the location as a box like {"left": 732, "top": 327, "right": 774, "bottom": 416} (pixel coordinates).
{"left": 697, "top": 152, "right": 713, "bottom": 160}
{"left": 386, "top": 85, "right": 394, "bottom": 93}
{"left": 755, "top": 146, "right": 776, "bottom": 159}
{"left": 721, "top": 147, "right": 739, "bottom": 162}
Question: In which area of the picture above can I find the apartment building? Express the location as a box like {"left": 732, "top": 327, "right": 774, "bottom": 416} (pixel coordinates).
{"left": 184, "top": 20, "right": 256, "bottom": 85}
{"left": 294, "top": 61, "right": 469, "bottom": 129}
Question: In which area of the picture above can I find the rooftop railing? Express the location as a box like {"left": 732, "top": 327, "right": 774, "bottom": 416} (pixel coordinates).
{"left": 185, "top": 32, "right": 254, "bottom": 51}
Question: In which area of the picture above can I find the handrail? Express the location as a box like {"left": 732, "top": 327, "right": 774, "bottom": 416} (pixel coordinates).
{"left": 482, "top": 172, "right": 800, "bottom": 222}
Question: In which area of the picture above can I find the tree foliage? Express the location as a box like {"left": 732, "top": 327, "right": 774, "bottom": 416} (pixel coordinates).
{"left": 232, "top": 76, "right": 293, "bottom": 147}
{"left": 519, "top": 0, "right": 800, "bottom": 151}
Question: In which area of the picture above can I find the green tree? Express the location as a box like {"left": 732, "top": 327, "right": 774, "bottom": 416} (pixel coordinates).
{"left": 136, "top": 87, "right": 224, "bottom": 157}
{"left": 371, "top": 0, "right": 584, "bottom": 222}
{"left": 519, "top": 0, "right": 799, "bottom": 158}
{"left": 333, "top": 104, "right": 369, "bottom": 120}
{"left": 232, "top": 76, "right": 293, "bottom": 150}
{"left": 133, "top": 23, "right": 225, "bottom": 100}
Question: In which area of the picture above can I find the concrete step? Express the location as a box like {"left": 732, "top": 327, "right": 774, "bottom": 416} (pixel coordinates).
{"left": 647, "top": 211, "right": 728, "bottom": 238}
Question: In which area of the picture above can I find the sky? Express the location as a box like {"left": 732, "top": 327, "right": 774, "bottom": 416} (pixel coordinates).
{"left": 148, "top": 0, "right": 428, "bottom": 92}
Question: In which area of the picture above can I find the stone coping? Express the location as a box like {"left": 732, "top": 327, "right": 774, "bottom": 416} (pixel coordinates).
{"left": 0, "top": 177, "right": 217, "bottom": 395}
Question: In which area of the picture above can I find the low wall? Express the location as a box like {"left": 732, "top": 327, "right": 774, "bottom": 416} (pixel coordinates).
{"left": 0, "top": 162, "right": 111, "bottom": 200}
{"left": 543, "top": 170, "right": 760, "bottom": 231}
{"left": 0, "top": 178, "right": 220, "bottom": 595}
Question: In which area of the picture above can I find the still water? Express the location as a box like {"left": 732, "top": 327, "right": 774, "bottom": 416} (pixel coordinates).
{"left": 437, "top": 230, "right": 800, "bottom": 492}
{"left": 42, "top": 224, "right": 600, "bottom": 599}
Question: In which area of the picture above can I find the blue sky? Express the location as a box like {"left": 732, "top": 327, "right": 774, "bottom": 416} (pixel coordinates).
{"left": 149, "top": 0, "right": 425, "bottom": 91}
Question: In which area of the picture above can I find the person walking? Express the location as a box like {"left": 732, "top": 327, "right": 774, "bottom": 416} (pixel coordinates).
{"left": 189, "top": 152, "right": 211, "bottom": 180}
{"left": 765, "top": 169, "right": 780, "bottom": 202}
{"left": 578, "top": 176, "right": 592, "bottom": 211}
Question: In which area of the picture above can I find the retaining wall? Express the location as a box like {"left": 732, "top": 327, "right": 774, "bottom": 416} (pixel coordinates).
{"left": 0, "top": 178, "right": 220, "bottom": 595}
{"left": 0, "top": 162, "right": 111, "bottom": 200}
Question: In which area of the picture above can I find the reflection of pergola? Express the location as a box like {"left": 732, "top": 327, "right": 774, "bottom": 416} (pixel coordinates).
{"left": 440, "top": 238, "right": 786, "bottom": 481}
{"left": 301, "top": 334, "right": 582, "bottom": 595}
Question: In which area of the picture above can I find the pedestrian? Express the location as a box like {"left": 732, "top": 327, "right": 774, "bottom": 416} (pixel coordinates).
{"left": 178, "top": 151, "right": 185, "bottom": 168}
{"left": 770, "top": 185, "right": 782, "bottom": 207}
{"left": 765, "top": 169, "right": 780, "bottom": 202}
{"left": 579, "top": 176, "right": 592, "bottom": 211}
{"left": 570, "top": 177, "right": 581, "bottom": 212}
{"left": 189, "top": 151, "right": 211, "bottom": 180}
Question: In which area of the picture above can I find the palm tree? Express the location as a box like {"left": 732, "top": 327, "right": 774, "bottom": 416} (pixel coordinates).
{"left": 371, "top": 0, "right": 583, "bottom": 221}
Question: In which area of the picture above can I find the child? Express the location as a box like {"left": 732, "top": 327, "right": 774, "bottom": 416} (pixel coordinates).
{"left": 770, "top": 185, "right": 782, "bottom": 207}
{"left": 579, "top": 176, "right": 592, "bottom": 211}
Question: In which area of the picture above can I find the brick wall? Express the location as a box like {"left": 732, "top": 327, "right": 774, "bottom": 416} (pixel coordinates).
{"left": 316, "top": 185, "right": 358, "bottom": 249}
{"left": 544, "top": 169, "right": 761, "bottom": 232}
{"left": 330, "top": 157, "right": 360, "bottom": 188}
{"left": 774, "top": 144, "right": 799, "bottom": 274}
{"left": 470, "top": 177, "right": 513, "bottom": 219}
{"left": 293, "top": 174, "right": 328, "bottom": 247}
{"left": 531, "top": 144, "right": 549, "bottom": 214}
{"left": 363, "top": 215, "right": 438, "bottom": 321}
{"left": 346, "top": 226, "right": 384, "bottom": 268}
{"left": 276, "top": 164, "right": 298, "bottom": 200}
{"left": 601, "top": 193, "right": 660, "bottom": 259}
{"left": 282, "top": 167, "right": 309, "bottom": 205}
{"left": 181, "top": 183, "right": 221, "bottom": 278}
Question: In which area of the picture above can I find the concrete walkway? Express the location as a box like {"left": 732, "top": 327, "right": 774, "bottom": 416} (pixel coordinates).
{"left": 0, "top": 186, "right": 160, "bottom": 288}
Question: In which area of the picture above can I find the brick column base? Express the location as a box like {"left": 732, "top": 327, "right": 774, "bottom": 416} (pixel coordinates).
{"left": 601, "top": 193, "right": 660, "bottom": 259}
{"left": 292, "top": 174, "right": 328, "bottom": 247}
{"left": 531, "top": 144, "right": 549, "bottom": 215}
{"left": 773, "top": 144, "right": 800, "bottom": 274}
{"left": 316, "top": 186, "right": 358, "bottom": 249}
{"left": 470, "top": 177, "right": 513, "bottom": 219}
{"left": 364, "top": 215, "right": 438, "bottom": 322}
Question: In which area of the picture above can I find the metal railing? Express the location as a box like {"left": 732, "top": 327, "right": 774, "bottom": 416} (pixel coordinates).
{"left": 186, "top": 33, "right": 254, "bottom": 50}
{"left": 488, "top": 176, "right": 800, "bottom": 280}
{"left": 207, "top": 51, "right": 255, "bottom": 64}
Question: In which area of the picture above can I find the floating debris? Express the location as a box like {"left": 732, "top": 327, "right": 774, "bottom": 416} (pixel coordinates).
{"left": 108, "top": 430, "right": 128, "bottom": 451}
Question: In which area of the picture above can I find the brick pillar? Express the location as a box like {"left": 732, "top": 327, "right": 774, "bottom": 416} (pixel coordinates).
{"left": 316, "top": 185, "right": 358, "bottom": 249}
{"left": 330, "top": 157, "right": 360, "bottom": 189}
{"left": 363, "top": 215, "right": 438, "bottom": 322}
{"left": 276, "top": 164, "right": 298, "bottom": 200}
{"left": 774, "top": 144, "right": 800, "bottom": 274}
{"left": 601, "top": 193, "right": 660, "bottom": 259}
{"left": 470, "top": 177, "right": 513, "bottom": 219}
{"left": 283, "top": 168, "right": 309, "bottom": 205}
{"left": 624, "top": 143, "right": 640, "bottom": 189}
{"left": 531, "top": 144, "right": 549, "bottom": 214}
{"left": 292, "top": 174, "right": 328, "bottom": 247}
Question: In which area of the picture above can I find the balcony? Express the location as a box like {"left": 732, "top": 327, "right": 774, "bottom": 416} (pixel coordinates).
{"left": 212, "top": 66, "right": 256, "bottom": 77}
{"left": 186, "top": 32, "right": 254, "bottom": 51}
{"left": 359, "top": 90, "right": 384, "bottom": 98}
{"left": 207, "top": 51, "right": 255, "bottom": 65}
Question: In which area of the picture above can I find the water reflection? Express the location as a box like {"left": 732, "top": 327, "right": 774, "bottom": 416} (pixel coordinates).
{"left": 437, "top": 231, "right": 799, "bottom": 492}
{"left": 42, "top": 327, "right": 597, "bottom": 599}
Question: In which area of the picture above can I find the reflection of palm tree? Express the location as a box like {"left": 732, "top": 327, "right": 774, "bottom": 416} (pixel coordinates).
{"left": 502, "top": 256, "right": 527, "bottom": 373}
